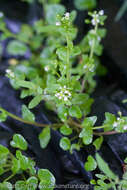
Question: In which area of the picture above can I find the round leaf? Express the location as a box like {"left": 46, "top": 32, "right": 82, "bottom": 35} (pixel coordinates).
{"left": 45, "top": 4, "right": 65, "bottom": 24}
{"left": 7, "top": 40, "right": 28, "bottom": 56}
{"left": 27, "top": 177, "right": 38, "bottom": 190}
{"left": 15, "top": 180, "right": 27, "bottom": 190}
{"left": 10, "top": 134, "right": 28, "bottom": 150}
{"left": 60, "top": 137, "right": 71, "bottom": 151}
{"left": 93, "top": 136, "right": 103, "bottom": 150}
{"left": 38, "top": 169, "right": 55, "bottom": 190}
{"left": 22, "top": 105, "right": 35, "bottom": 122}
{"left": 60, "top": 125, "right": 72, "bottom": 136}
{"left": 69, "top": 105, "right": 82, "bottom": 118}
{"left": 84, "top": 155, "right": 97, "bottom": 171}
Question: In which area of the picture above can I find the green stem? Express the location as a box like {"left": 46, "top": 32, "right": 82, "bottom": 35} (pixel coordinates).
{"left": 0, "top": 107, "right": 120, "bottom": 136}
{"left": 70, "top": 135, "right": 79, "bottom": 141}
{"left": 66, "top": 34, "right": 70, "bottom": 85}
{"left": 89, "top": 23, "right": 98, "bottom": 59}
{"left": 0, "top": 107, "right": 61, "bottom": 128}
{"left": 92, "top": 125, "right": 108, "bottom": 130}
{"left": 81, "top": 23, "right": 98, "bottom": 93}
{"left": 4, "top": 173, "right": 15, "bottom": 182}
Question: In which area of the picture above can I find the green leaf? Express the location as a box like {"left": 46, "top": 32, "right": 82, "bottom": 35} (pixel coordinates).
{"left": 103, "top": 112, "right": 116, "bottom": 132}
{"left": 7, "top": 40, "right": 28, "bottom": 55}
{"left": 10, "top": 134, "right": 28, "bottom": 150}
{"left": 15, "top": 181, "right": 27, "bottom": 190}
{"left": 0, "top": 182, "right": 13, "bottom": 190}
{"left": 0, "top": 167, "right": 4, "bottom": 175}
{"left": 22, "top": 105, "right": 35, "bottom": 122}
{"left": 72, "top": 46, "right": 81, "bottom": 57}
{"left": 0, "top": 108, "right": 8, "bottom": 122}
{"left": 16, "top": 80, "right": 35, "bottom": 89}
{"left": 39, "top": 127, "right": 51, "bottom": 149}
{"left": 79, "top": 117, "right": 96, "bottom": 145}
{"left": 11, "top": 158, "right": 20, "bottom": 174}
{"left": 69, "top": 105, "right": 82, "bottom": 118}
{"left": 27, "top": 159, "right": 36, "bottom": 175}
{"left": 38, "top": 169, "right": 55, "bottom": 190}
{"left": 84, "top": 155, "right": 97, "bottom": 171}
{"left": 96, "top": 153, "right": 118, "bottom": 180}
{"left": 60, "top": 137, "right": 71, "bottom": 151}
{"left": 82, "top": 116, "right": 97, "bottom": 127}
{"left": 93, "top": 136, "right": 103, "bottom": 150}
{"left": 57, "top": 105, "right": 68, "bottom": 122}
{"left": 27, "top": 177, "right": 38, "bottom": 190}
{"left": 60, "top": 124, "right": 72, "bottom": 136}
{"left": 45, "top": 4, "right": 65, "bottom": 24}
{"left": 71, "top": 93, "right": 89, "bottom": 105}
{"left": 74, "top": 0, "right": 96, "bottom": 10}
{"left": 16, "top": 150, "right": 29, "bottom": 171}
{"left": 0, "top": 144, "right": 9, "bottom": 156}
{"left": 56, "top": 47, "right": 67, "bottom": 61}
{"left": 70, "top": 143, "right": 80, "bottom": 154}
{"left": 28, "top": 95, "right": 42, "bottom": 109}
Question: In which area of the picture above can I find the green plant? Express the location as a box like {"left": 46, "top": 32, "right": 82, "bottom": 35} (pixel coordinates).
{"left": 89, "top": 153, "right": 127, "bottom": 190}
{"left": 0, "top": 134, "right": 55, "bottom": 190}
{"left": 0, "top": 0, "right": 126, "bottom": 188}
{"left": 1, "top": 10, "right": 108, "bottom": 151}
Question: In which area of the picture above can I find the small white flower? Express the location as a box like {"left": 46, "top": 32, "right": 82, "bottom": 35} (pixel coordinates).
{"left": 65, "top": 12, "right": 70, "bottom": 19}
{"left": 64, "top": 96, "right": 68, "bottom": 101}
{"left": 83, "top": 65, "right": 87, "bottom": 69}
{"left": 58, "top": 96, "right": 62, "bottom": 100}
{"left": 124, "top": 125, "right": 127, "bottom": 130}
{"left": 6, "top": 69, "right": 14, "bottom": 77}
{"left": 113, "top": 122, "right": 117, "bottom": 128}
{"left": 99, "top": 10, "right": 104, "bottom": 16}
{"left": 97, "top": 36, "right": 101, "bottom": 41}
{"left": 56, "top": 21, "right": 61, "bottom": 26}
{"left": 6, "top": 69, "right": 11, "bottom": 74}
{"left": 65, "top": 90, "right": 69, "bottom": 94}
{"left": 91, "top": 19, "right": 96, "bottom": 26}
{"left": 44, "top": 66, "right": 50, "bottom": 72}
{"left": 44, "top": 89, "right": 47, "bottom": 95}
{"left": 89, "top": 40, "right": 93, "bottom": 46}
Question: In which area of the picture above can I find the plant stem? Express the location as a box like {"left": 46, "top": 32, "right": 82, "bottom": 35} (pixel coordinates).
{"left": 70, "top": 135, "right": 79, "bottom": 141}
{"left": 81, "top": 23, "right": 98, "bottom": 92}
{"left": 89, "top": 23, "right": 98, "bottom": 59}
{"left": 92, "top": 125, "right": 108, "bottom": 130}
{"left": 0, "top": 107, "right": 120, "bottom": 136}
{"left": 4, "top": 173, "right": 15, "bottom": 182}
{"left": 0, "top": 107, "right": 61, "bottom": 128}
{"left": 66, "top": 34, "right": 70, "bottom": 85}
{"left": 93, "top": 131, "right": 119, "bottom": 136}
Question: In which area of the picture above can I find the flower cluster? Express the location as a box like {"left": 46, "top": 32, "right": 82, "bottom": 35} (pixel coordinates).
{"left": 55, "top": 85, "right": 71, "bottom": 102}
{"left": 113, "top": 117, "right": 127, "bottom": 131}
{"left": 83, "top": 64, "right": 95, "bottom": 72}
{"left": 91, "top": 10, "right": 104, "bottom": 26}
{"left": 56, "top": 12, "right": 70, "bottom": 26}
